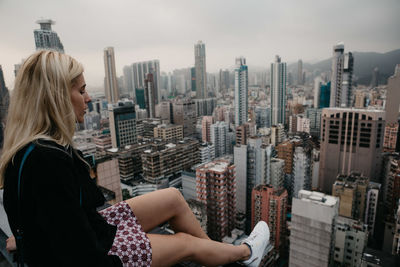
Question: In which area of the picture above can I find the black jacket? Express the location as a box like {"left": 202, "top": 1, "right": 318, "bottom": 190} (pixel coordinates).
{"left": 3, "top": 140, "right": 123, "bottom": 267}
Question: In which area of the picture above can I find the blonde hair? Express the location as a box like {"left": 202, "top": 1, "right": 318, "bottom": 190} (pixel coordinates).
{"left": 0, "top": 50, "right": 84, "bottom": 188}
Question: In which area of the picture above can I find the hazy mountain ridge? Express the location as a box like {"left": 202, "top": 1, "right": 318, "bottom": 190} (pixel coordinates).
{"left": 289, "top": 49, "right": 400, "bottom": 85}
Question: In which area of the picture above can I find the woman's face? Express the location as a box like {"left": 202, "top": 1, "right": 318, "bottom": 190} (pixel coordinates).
{"left": 70, "top": 74, "right": 91, "bottom": 123}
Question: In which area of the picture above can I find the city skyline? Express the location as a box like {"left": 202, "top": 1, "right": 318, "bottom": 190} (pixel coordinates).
{"left": 0, "top": 0, "right": 399, "bottom": 89}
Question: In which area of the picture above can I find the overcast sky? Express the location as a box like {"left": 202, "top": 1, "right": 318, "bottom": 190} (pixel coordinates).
{"left": 1, "top": 0, "right": 399, "bottom": 90}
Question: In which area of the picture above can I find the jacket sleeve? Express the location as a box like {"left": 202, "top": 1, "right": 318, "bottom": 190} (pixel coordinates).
{"left": 30, "top": 149, "right": 122, "bottom": 267}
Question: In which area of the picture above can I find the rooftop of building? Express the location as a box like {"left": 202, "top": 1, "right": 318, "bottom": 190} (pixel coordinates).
{"left": 335, "top": 172, "right": 369, "bottom": 188}
{"left": 297, "top": 190, "right": 338, "bottom": 207}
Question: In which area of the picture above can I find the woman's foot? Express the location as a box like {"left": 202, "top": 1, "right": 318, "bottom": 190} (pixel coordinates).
{"left": 241, "top": 221, "right": 270, "bottom": 267}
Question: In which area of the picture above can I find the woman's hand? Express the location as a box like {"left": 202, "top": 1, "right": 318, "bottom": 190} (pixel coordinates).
{"left": 6, "top": 235, "right": 16, "bottom": 253}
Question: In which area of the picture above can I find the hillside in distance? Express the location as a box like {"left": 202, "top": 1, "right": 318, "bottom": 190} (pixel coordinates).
{"left": 297, "top": 49, "right": 400, "bottom": 85}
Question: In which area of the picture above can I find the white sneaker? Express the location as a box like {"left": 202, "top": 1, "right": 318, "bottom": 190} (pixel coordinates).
{"left": 241, "top": 220, "right": 270, "bottom": 267}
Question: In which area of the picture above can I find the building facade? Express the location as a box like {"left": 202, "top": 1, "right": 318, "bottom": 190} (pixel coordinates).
{"left": 270, "top": 55, "right": 287, "bottom": 126}
{"left": 289, "top": 190, "right": 339, "bottom": 267}
{"left": 251, "top": 185, "right": 288, "bottom": 252}
{"left": 234, "top": 57, "right": 249, "bottom": 126}
{"left": 319, "top": 108, "right": 385, "bottom": 193}
{"left": 196, "top": 159, "right": 236, "bottom": 241}
{"left": 34, "top": 19, "right": 64, "bottom": 53}
{"left": 108, "top": 100, "right": 137, "bottom": 148}
{"left": 330, "top": 43, "right": 354, "bottom": 108}
{"left": 195, "top": 41, "right": 207, "bottom": 99}
{"left": 104, "top": 47, "right": 120, "bottom": 104}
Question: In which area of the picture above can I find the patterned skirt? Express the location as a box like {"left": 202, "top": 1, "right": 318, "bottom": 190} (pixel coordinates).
{"left": 99, "top": 201, "right": 152, "bottom": 266}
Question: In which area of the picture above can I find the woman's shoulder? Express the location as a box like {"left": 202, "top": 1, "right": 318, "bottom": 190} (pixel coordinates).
{"left": 14, "top": 139, "right": 74, "bottom": 167}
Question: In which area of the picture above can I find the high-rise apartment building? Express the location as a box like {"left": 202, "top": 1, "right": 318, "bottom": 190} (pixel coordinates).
{"left": 385, "top": 65, "right": 400, "bottom": 124}
{"left": 297, "top": 59, "right": 303, "bottom": 85}
{"left": 202, "top": 116, "right": 214, "bottom": 143}
{"left": 384, "top": 65, "right": 400, "bottom": 152}
{"left": 313, "top": 76, "right": 323, "bottom": 108}
{"left": 383, "top": 123, "right": 399, "bottom": 152}
{"left": 251, "top": 185, "right": 288, "bottom": 252}
{"left": 198, "top": 143, "right": 215, "bottom": 164}
{"left": 330, "top": 43, "right": 354, "bottom": 108}
{"left": 255, "top": 106, "right": 271, "bottom": 129}
{"left": 333, "top": 216, "right": 368, "bottom": 267}
{"left": 129, "top": 60, "right": 161, "bottom": 103}
{"left": 196, "top": 159, "right": 236, "bottom": 241}
{"left": 319, "top": 81, "right": 331, "bottom": 108}
{"left": 104, "top": 47, "right": 119, "bottom": 104}
{"left": 289, "top": 190, "right": 339, "bottom": 267}
{"left": 235, "top": 123, "right": 250, "bottom": 145}
{"left": 270, "top": 55, "right": 287, "bottom": 126}
{"left": 194, "top": 41, "right": 207, "bottom": 99}
{"left": 108, "top": 100, "right": 137, "bottom": 148}
{"left": 194, "top": 98, "right": 216, "bottom": 117}
{"left": 354, "top": 90, "right": 365, "bottom": 108}
{"left": 234, "top": 138, "right": 272, "bottom": 233}
{"left": 319, "top": 108, "right": 385, "bottom": 193}
{"left": 219, "top": 69, "right": 230, "bottom": 93}
{"left": 365, "top": 182, "right": 380, "bottom": 236}
{"left": 234, "top": 57, "right": 248, "bottom": 126}
{"left": 332, "top": 172, "right": 368, "bottom": 221}
{"left": 144, "top": 73, "right": 156, "bottom": 118}
{"left": 172, "top": 99, "right": 197, "bottom": 138}
{"left": 270, "top": 124, "right": 285, "bottom": 146}
{"left": 270, "top": 158, "right": 285, "bottom": 190}
{"left": 34, "top": 19, "right": 64, "bottom": 53}
{"left": 292, "top": 146, "right": 312, "bottom": 198}
{"left": 211, "top": 121, "right": 230, "bottom": 158}
{"left": 381, "top": 153, "right": 400, "bottom": 220}
{"left": 306, "top": 108, "right": 322, "bottom": 138}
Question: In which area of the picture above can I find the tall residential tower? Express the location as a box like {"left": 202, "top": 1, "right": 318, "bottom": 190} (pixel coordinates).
{"left": 270, "top": 56, "right": 287, "bottom": 126}
{"left": 195, "top": 41, "right": 207, "bottom": 99}
{"left": 329, "top": 43, "right": 354, "bottom": 108}
{"left": 104, "top": 47, "right": 119, "bottom": 104}
{"left": 34, "top": 19, "right": 64, "bottom": 53}
{"left": 234, "top": 57, "right": 248, "bottom": 126}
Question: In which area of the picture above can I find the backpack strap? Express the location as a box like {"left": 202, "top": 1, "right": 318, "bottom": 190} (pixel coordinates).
{"left": 16, "top": 143, "right": 35, "bottom": 267}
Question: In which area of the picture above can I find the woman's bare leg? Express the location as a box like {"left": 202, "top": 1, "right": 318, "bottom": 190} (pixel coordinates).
{"left": 148, "top": 232, "right": 250, "bottom": 267}
{"left": 125, "top": 187, "right": 209, "bottom": 239}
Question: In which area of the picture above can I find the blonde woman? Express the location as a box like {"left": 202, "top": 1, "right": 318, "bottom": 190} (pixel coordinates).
{"left": 0, "top": 50, "right": 270, "bottom": 267}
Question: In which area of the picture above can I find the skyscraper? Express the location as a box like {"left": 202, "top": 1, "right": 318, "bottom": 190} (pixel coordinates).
{"left": 297, "top": 59, "right": 303, "bottom": 85}
{"left": 234, "top": 137, "right": 273, "bottom": 233}
{"left": 104, "top": 47, "right": 119, "bottom": 104}
{"left": 172, "top": 99, "right": 197, "bottom": 137}
{"left": 219, "top": 69, "right": 230, "bottom": 93}
{"left": 130, "top": 60, "right": 161, "bottom": 104}
{"left": 108, "top": 100, "right": 137, "bottom": 148}
{"left": 144, "top": 73, "right": 156, "bottom": 118}
{"left": 319, "top": 108, "right": 385, "bottom": 193}
{"left": 196, "top": 158, "right": 236, "bottom": 241}
{"left": 383, "top": 66, "right": 400, "bottom": 153}
{"left": 270, "top": 55, "right": 287, "bottom": 126}
{"left": 330, "top": 43, "right": 354, "bottom": 108}
{"left": 202, "top": 116, "right": 214, "bottom": 143}
{"left": 194, "top": 41, "right": 207, "bottom": 99}
{"left": 313, "top": 76, "right": 323, "bottom": 108}
{"left": 234, "top": 57, "right": 248, "bottom": 126}
{"left": 34, "top": 19, "right": 64, "bottom": 53}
